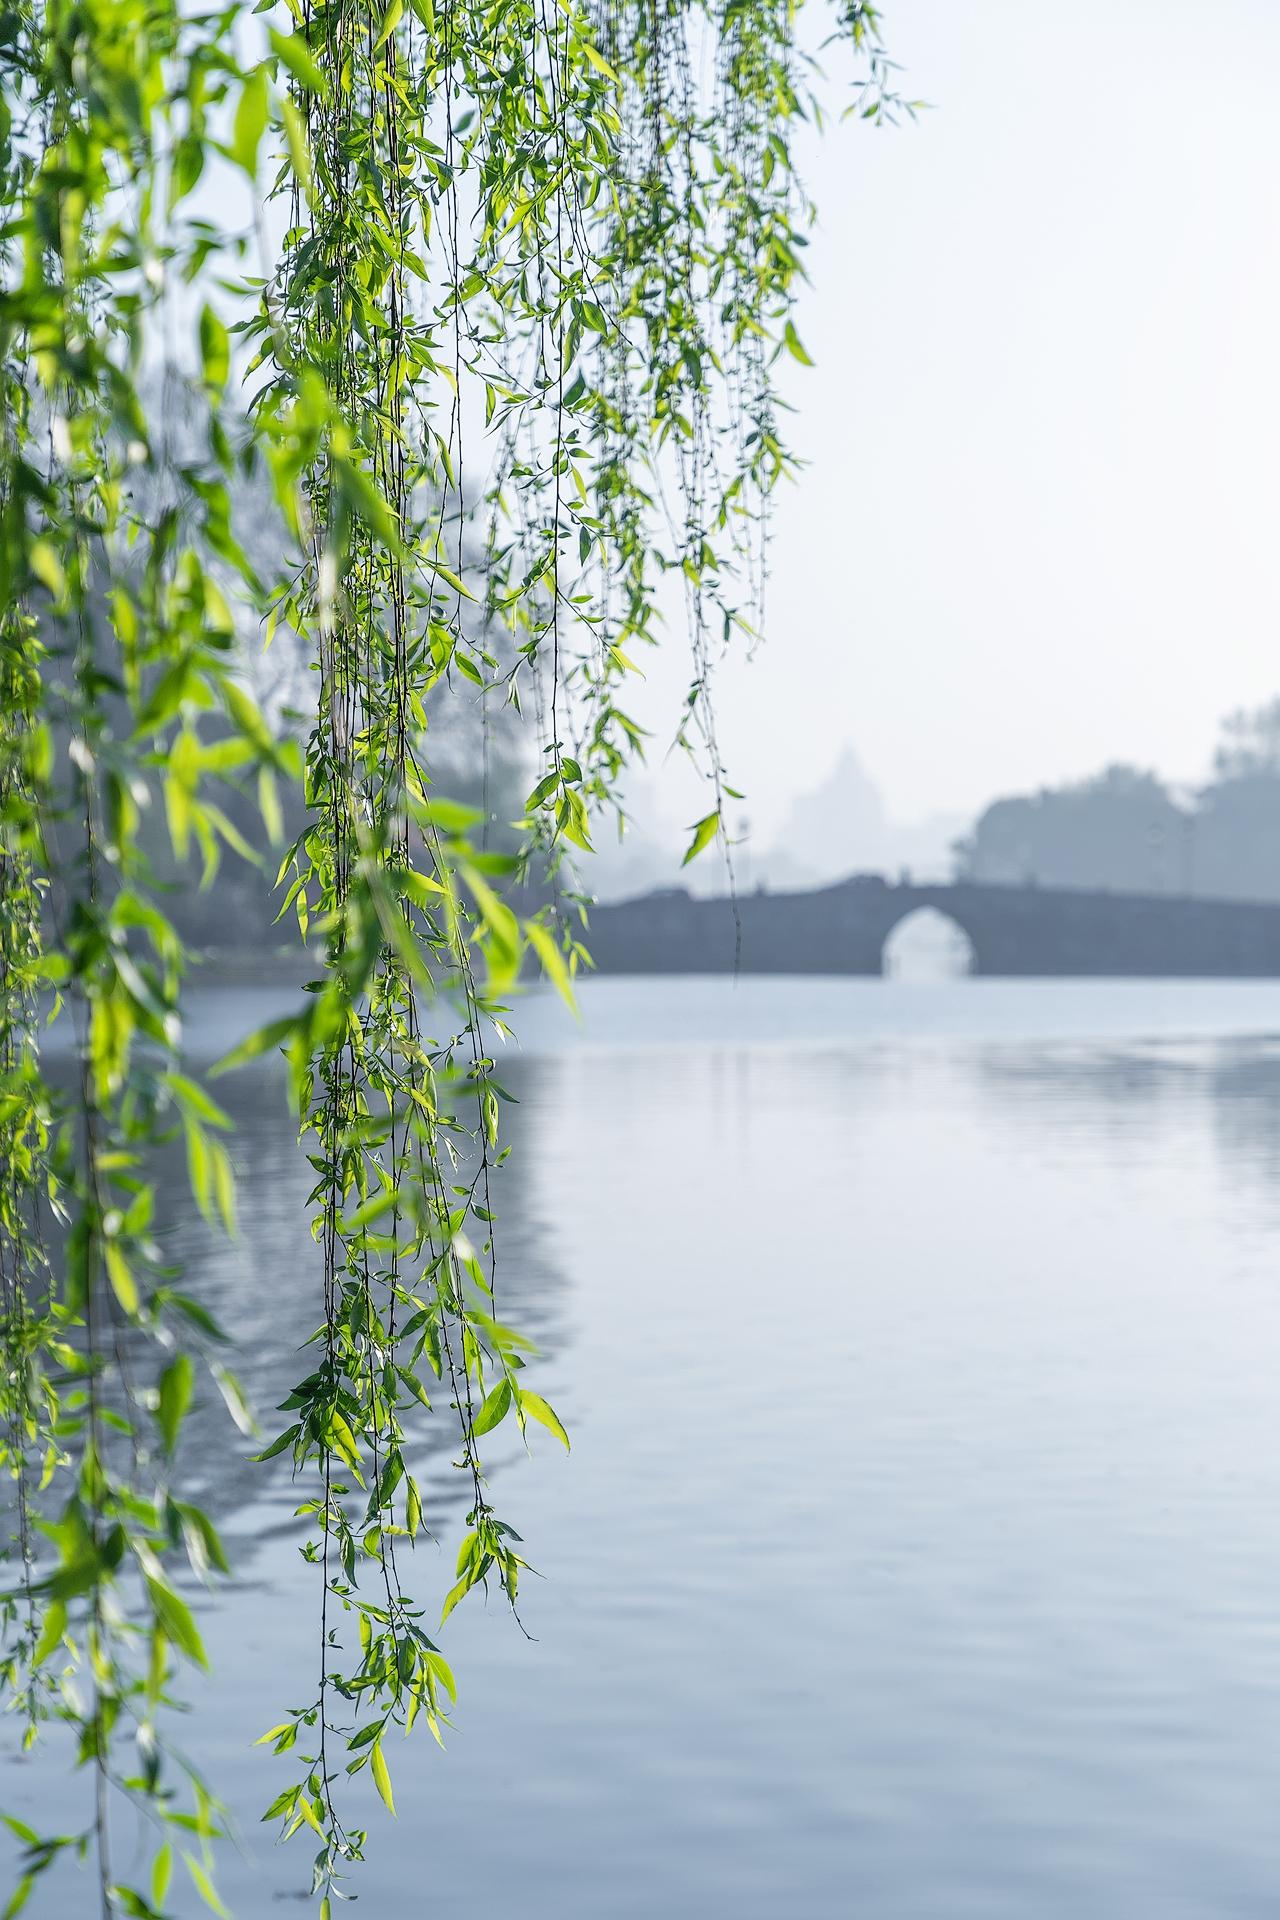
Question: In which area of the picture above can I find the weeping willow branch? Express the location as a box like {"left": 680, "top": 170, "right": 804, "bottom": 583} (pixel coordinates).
{"left": 0, "top": 0, "right": 904, "bottom": 1909}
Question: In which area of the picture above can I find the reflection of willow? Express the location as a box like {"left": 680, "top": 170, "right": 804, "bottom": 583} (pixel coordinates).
{"left": 973, "top": 1044, "right": 1193, "bottom": 1120}
{"left": 974, "top": 1039, "right": 1280, "bottom": 1220}
{"left": 16, "top": 1054, "right": 569, "bottom": 1584}
{"left": 1202, "top": 1049, "right": 1280, "bottom": 1214}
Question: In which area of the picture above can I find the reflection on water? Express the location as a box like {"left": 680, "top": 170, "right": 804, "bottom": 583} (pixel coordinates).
{"left": 8, "top": 978, "right": 1280, "bottom": 1919}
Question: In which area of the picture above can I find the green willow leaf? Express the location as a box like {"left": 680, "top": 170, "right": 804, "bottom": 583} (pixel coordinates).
{"left": 231, "top": 65, "right": 269, "bottom": 174}
{"left": 145, "top": 1579, "right": 208, "bottom": 1670}
{"left": 682, "top": 812, "right": 721, "bottom": 867}
{"left": 518, "top": 1392, "right": 570, "bottom": 1451}
{"left": 252, "top": 1424, "right": 300, "bottom": 1462}
{"left": 184, "top": 1854, "right": 230, "bottom": 1918}
{"left": 158, "top": 1354, "right": 195, "bottom": 1454}
{"left": 472, "top": 1380, "right": 512, "bottom": 1437}
{"left": 199, "top": 305, "right": 230, "bottom": 394}
{"left": 104, "top": 1242, "right": 139, "bottom": 1316}
{"left": 370, "top": 1741, "right": 396, "bottom": 1818}
{"left": 524, "top": 918, "right": 577, "bottom": 1011}
{"left": 152, "top": 1845, "right": 173, "bottom": 1908}
{"left": 31, "top": 1601, "right": 66, "bottom": 1670}
{"left": 783, "top": 318, "right": 815, "bottom": 366}
{"left": 268, "top": 26, "right": 328, "bottom": 96}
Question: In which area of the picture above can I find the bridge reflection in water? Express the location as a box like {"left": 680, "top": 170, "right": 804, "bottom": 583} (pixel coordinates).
{"left": 585, "top": 875, "right": 1280, "bottom": 978}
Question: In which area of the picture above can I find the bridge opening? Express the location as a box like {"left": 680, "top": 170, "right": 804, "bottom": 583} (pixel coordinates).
{"left": 882, "top": 907, "right": 975, "bottom": 980}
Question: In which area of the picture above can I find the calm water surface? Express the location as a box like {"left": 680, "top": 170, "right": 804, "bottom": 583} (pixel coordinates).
{"left": 10, "top": 976, "right": 1280, "bottom": 1917}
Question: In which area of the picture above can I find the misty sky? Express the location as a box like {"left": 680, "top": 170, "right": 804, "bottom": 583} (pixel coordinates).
{"left": 632, "top": 0, "right": 1280, "bottom": 849}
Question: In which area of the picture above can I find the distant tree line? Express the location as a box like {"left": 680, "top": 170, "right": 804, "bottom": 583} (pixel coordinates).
{"left": 954, "top": 699, "right": 1280, "bottom": 901}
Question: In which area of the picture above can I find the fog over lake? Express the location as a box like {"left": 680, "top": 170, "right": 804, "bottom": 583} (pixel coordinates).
{"left": 8, "top": 975, "right": 1280, "bottom": 1919}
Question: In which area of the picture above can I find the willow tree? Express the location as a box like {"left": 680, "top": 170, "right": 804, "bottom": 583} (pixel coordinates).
{"left": 0, "top": 0, "right": 898, "bottom": 1911}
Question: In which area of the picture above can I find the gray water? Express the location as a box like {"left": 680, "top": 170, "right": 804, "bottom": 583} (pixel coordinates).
{"left": 8, "top": 976, "right": 1280, "bottom": 1917}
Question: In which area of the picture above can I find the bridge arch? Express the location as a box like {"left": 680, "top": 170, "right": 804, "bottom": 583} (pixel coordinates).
{"left": 880, "top": 901, "right": 976, "bottom": 978}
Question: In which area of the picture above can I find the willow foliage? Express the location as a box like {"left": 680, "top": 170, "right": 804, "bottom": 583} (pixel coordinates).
{"left": 0, "top": 0, "right": 898, "bottom": 1910}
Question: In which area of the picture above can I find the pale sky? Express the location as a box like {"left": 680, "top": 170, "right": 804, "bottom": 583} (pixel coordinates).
{"left": 634, "top": 0, "right": 1280, "bottom": 846}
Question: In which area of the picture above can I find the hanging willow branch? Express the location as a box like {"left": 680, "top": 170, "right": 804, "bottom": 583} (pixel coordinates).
{"left": 0, "top": 0, "right": 904, "bottom": 1910}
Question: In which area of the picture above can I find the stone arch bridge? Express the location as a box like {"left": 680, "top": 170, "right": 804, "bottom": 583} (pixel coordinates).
{"left": 583, "top": 875, "right": 1280, "bottom": 977}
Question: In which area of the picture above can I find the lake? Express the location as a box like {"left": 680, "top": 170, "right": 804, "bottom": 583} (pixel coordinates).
{"left": 7, "top": 975, "right": 1280, "bottom": 1917}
